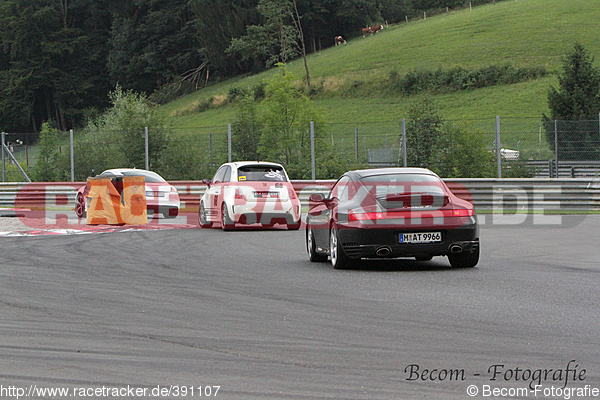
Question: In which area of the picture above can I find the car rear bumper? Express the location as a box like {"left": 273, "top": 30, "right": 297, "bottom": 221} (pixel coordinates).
{"left": 230, "top": 202, "right": 301, "bottom": 225}
{"left": 337, "top": 222, "right": 478, "bottom": 259}
{"left": 147, "top": 204, "right": 179, "bottom": 218}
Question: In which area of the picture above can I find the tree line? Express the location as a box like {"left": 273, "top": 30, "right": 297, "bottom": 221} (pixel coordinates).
{"left": 0, "top": 0, "right": 503, "bottom": 134}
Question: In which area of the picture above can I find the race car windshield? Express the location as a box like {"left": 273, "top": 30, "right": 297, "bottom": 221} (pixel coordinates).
{"left": 237, "top": 166, "right": 287, "bottom": 182}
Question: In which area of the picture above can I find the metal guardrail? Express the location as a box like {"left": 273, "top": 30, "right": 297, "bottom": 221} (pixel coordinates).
{"left": 1, "top": 178, "right": 600, "bottom": 212}
{"left": 443, "top": 178, "right": 600, "bottom": 210}
{"left": 527, "top": 160, "right": 600, "bottom": 178}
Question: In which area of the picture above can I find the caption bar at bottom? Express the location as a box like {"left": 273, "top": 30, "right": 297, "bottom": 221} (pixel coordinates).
{"left": 0, "top": 384, "right": 220, "bottom": 399}
{"left": 466, "top": 384, "right": 599, "bottom": 398}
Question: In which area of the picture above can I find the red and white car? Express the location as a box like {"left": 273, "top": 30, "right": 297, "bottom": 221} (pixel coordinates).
{"left": 198, "top": 161, "right": 301, "bottom": 230}
{"left": 75, "top": 168, "right": 180, "bottom": 219}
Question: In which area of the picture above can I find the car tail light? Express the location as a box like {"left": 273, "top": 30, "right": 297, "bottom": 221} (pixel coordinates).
{"left": 348, "top": 210, "right": 384, "bottom": 221}
{"left": 348, "top": 208, "right": 474, "bottom": 221}
{"left": 170, "top": 186, "right": 177, "bottom": 193}
{"left": 288, "top": 187, "right": 297, "bottom": 199}
{"left": 450, "top": 208, "right": 475, "bottom": 217}
{"left": 234, "top": 188, "right": 246, "bottom": 200}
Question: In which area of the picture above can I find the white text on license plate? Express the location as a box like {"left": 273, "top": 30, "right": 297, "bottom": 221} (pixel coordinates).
{"left": 399, "top": 232, "right": 441, "bottom": 243}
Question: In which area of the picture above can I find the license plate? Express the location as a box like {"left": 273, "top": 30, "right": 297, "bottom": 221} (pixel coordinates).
{"left": 254, "top": 191, "right": 278, "bottom": 198}
{"left": 146, "top": 191, "right": 165, "bottom": 197}
{"left": 399, "top": 232, "right": 442, "bottom": 243}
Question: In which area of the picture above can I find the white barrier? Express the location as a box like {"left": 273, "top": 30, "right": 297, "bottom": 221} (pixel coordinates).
{"left": 1, "top": 178, "right": 600, "bottom": 211}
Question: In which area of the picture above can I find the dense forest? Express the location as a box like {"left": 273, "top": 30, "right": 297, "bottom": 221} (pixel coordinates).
{"left": 0, "top": 0, "right": 500, "bottom": 134}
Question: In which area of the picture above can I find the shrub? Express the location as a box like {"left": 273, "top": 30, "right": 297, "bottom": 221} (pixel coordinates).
{"left": 4, "top": 163, "right": 31, "bottom": 182}
{"left": 71, "top": 86, "right": 170, "bottom": 180}
{"left": 232, "top": 95, "right": 262, "bottom": 161}
{"left": 395, "top": 64, "right": 547, "bottom": 95}
{"left": 154, "top": 139, "right": 215, "bottom": 181}
{"left": 501, "top": 159, "right": 534, "bottom": 178}
{"left": 405, "top": 96, "right": 444, "bottom": 167}
{"left": 252, "top": 81, "right": 267, "bottom": 101}
{"left": 429, "top": 124, "right": 495, "bottom": 178}
{"left": 195, "top": 97, "right": 214, "bottom": 112}
{"left": 227, "top": 86, "right": 250, "bottom": 103}
{"left": 31, "top": 122, "right": 66, "bottom": 182}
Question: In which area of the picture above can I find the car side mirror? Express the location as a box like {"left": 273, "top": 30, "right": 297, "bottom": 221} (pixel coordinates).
{"left": 202, "top": 178, "right": 212, "bottom": 188}
{"left": 308, "top": 193, "right": 325, "bottom": 203}
{"left": 325, "top": 197, "right": 338, "bottom": 209}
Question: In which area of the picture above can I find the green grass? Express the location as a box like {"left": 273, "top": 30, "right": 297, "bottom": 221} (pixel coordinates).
{"left": 163, "top": 0, "right": 598, "bottom": 151}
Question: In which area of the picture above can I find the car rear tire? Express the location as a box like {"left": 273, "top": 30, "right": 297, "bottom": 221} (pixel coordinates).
{"left": 448, "top": 246, "right": 479, "bottom": 268}
{"left": 330, "top": 225, "right": 356, "bottom": 270}
{"left": 307, "top": 227, "right": 327, "bottom": 262}
{"left": 198, "top": 202, "right": 213, "bottom": 228}
{"left": 163, "top": 210, "right": 178, "bottom": 219}
{"left": 221, "top": 203, "right": 234, "bottom": 231}
{"left": 76, "top": 193, "right": 86, "bottom": 218}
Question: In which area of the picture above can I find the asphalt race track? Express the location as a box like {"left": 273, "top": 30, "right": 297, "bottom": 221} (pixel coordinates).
{"left": 1, "top": 215, "right": 599, "bottom": 399}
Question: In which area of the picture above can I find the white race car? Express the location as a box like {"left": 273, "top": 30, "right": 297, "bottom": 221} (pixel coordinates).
{"left": 199, "top": 161, "right": 301, "bottom": 230}
{"left": 76, "top": 168, "right": 180, "bottom": 219}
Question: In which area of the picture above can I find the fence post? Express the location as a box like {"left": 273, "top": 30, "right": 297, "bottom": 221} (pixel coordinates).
{"left": 495, "top": 116, "right": 501, "bottom": 178}
{"left": 209, "top": 132, "right": 213, "bottom": 166}
{"left": 402, "top": 118, "right": 407, "bottom": 167}
{"left": 1, "top": 132, "right": 5, "bottom": 182}
{"left": 70, "top": 129, "right": 74, "bottom": 182}
{"left": 144, "top": 127, "right": 149, "bottom": 170}
{"left": 311, "top": 121, "right": 315, "bottom": 180}
{"left": 228, "top": 124, "right": 232, "bottom": 163}
{"left": 554, "top": 120, "right": 559, "bottom": 178}
{"left": 354, "top": 127, "right": 359, "bottom": 161}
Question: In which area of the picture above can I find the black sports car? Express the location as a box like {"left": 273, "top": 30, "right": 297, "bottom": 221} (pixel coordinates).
{"left": 305, "top": 168, "right": 480, "bottom": 269}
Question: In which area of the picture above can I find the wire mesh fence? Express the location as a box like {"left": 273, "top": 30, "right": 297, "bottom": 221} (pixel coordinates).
{"left": 3, "top": 116, "right": 600, "bottom": 182}
{"left": 170, "top": 126, "right": 230, "bottom": 169}
{"left": 320, "top": 122, "right": 403, "bottom": 165}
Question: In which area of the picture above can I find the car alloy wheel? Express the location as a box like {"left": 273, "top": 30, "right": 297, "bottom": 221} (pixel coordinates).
{"left": 307, "top": 226, "right": 327, "bottom": 262}
{"left": 198, "top": 202, "right": 213, "bottom": 228}
{"left": 329, "top": 225, "right": 355, "bottom": 269}
{"left": 221, "top": 203, "right": 234, "bottom": 231}
{"left": 76, "top": 193, "right": 86, "bottom": 218}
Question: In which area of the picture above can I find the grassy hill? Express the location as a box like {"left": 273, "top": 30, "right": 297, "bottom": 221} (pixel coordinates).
{"left": 161, "top": 0, "right": 600, "bottom": 161}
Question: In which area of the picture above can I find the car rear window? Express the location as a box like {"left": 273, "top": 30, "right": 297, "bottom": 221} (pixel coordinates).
{"left": 237, "top": 165, "right": 287, "bottom": 182}
{"left": 118, "top": 170, "right": 166, "bottom": 183}
{"left": 359, "top": 173, "right": 445, "bottom": 194}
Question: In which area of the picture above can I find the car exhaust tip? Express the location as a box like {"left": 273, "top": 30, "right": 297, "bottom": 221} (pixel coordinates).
{"left": 450, "top": 244, "right": 463, "bottom": 254}
{"left": 376, "top": 246, "right": 392, "bottom": 257}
